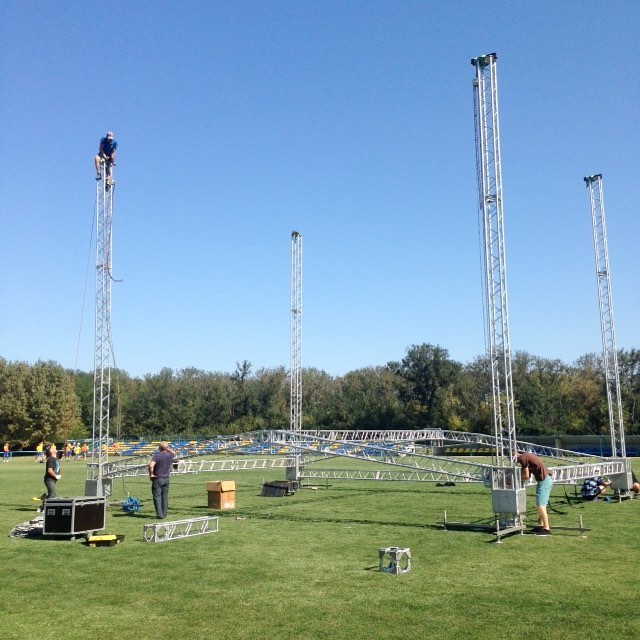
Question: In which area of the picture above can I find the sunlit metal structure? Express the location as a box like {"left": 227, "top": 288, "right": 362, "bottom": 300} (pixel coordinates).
{"left": 287, "top": 231, "right": 303, "bottom": 481}
{"left": 584, "top": 174, "right": 626, "bottom": 459}
{"left": 84, "top": 61, "right": 638, "bottom": 541}
{"left": 101, "top": 430, "right": 626, "bottom": 486}
{"left": 85, "top": 164, "right": 115, "bottom": 497}
{"left": 472, "top": 53, "right": 525, "bottom": 528}
{"left": 290, "top": 231, "right": 302, "bottom": 433}
{"left": 472, "top": 53, "right": 517, "bottom": 467}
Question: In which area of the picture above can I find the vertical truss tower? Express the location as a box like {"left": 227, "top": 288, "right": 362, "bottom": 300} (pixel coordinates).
{"left": 85, "top": 167, "right": 115, "bottom": 496}
{"left": 584, "top": 174, "right": 626, "bottom": 459}
{"left": 287, "top": 231, "right": 302, "bottom": 482}
{"left": 472, "top": 53, "right": 517, "bottom": 466}
{"left": 472, "top": 53, "right": 524, "bottom": 527}
{"left": 290, "top": 231, "right": 302, "bottom": 432}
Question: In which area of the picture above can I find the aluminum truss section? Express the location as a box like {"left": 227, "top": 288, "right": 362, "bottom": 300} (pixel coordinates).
{"left": 104, "top": 456, "right": 298, "bottom": 479}
{"left": 472, "top": 53, "right": 517, "bottom": 468}
{"left": 158, "top": 430, "right": 442, "bottom": 458}
{"left": 179, "top": 457, "right": 296, "bottom": 474}
{"left": 102, "top": 430, "right": 609, "bottom": 481}
{"left": 101, "top": 429, "right": 626, "bottom": 487}
{"left": 302, "top": 429, "right": 443, "bottom": 443}
{"left": 584, "top": 174, "right": 626, "bottom": 459}
{"left": 300, "top": 467, "right": 484, "bottom": 484}
{"left": 271, "top": 431, "right": 492, "bottom": 483}
{"left": 86, "top": 164, "right": 116, "bottom": 496}
{"left": 550, "top": 459, "right": 627, "bottom": 484}
{"left": 291, "top": 429, "right": 599, "bottom": 463}
{"left": 290, "top": 231, "right": 302, "bottom": 432}
{"left": 143, "top": 516, "right": 219, "bottom": 543}
{"left": 440, "top": 431, "right": 605, "bottom": 464}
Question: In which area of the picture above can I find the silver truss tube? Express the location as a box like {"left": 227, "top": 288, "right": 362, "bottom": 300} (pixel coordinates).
{"left": 143, "top": 516, "right": 219, "bottom": 543}
{"left": 440, "top": 432, "right": 605, "bottom": 463}
{"left": 300, "top": 429, "right": 605, "bottom": 463}
{"left": 178, "top": 457, "right": 295, "bottom": 474}
{"left": 88, "top": 167, "right": 114, "bottom": 494}
{"left": 299, "top": 468, "right": 484, "bottom": 483}
{"left": 100, "top": 430, "right": 628, "bottom": 488}
{"left": 290, "top": 231, "right": 302, "bottom": 432}
{"left": 549, "top": 459, "right": 627, "bottom": 484}
{"left": 472, "top": 53, "right": 517, "bottom": 466}
{"left": 301, "top": 429, "right": 443, "bottom": 442}
{"left": 269, "top": 430, "right": 492, "bottom": 480}
{"left": 101, "top": 429, "right": 607, "bottom": 479}
{"left": 104, "top": 456, "right": 298, "bottom": 479}
{"left": 584, "top": 174, "right": 626, "bottom": 458}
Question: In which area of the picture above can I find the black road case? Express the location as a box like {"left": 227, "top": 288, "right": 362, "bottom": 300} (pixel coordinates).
{"left": 43, "top": 496, "right": 106, "bottom": 536}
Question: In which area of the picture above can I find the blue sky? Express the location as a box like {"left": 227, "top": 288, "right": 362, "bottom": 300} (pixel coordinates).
{"left": 1, "top": 1, "right": 638, "bottom": 378}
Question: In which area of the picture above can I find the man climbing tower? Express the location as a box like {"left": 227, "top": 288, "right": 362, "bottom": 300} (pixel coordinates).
{"left": 94, "top": 131, "right": 118, "bottom": 180}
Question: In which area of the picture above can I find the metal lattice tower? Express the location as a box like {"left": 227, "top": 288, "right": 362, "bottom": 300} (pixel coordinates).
{"left": 290, "top": 231, "right": 302, "bottom": 432}
{"left": 584, "top": 174, "right": 626, "bottom": 458}
{"left": 85, "top": 166, "right": 115, "bottom": 496}
{"left": 472, "top": 53, "right": 517, "bottom": 467}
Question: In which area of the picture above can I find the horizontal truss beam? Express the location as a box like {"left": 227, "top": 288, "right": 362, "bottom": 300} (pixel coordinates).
{"left": 100, "top": 430, "right": 628, "bottom": 486}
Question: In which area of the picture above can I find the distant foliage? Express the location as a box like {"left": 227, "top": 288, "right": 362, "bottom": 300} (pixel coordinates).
{"left": 0, "top": 359, "right": 82, "bottom": 446}
{"left": 0, "top": 345, "right": 639, "bottom": 445}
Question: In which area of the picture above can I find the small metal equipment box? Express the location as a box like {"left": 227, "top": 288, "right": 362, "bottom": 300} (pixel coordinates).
{"left": 492, "top": 488, "right": 527, "bottom": 515}
{"left": 43, "top": 496, "right": 107, "bottom": 536}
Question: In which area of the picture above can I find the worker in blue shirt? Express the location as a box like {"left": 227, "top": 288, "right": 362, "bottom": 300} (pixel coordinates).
{"left": 580, "top": 467, "right": 611, "bottom": 501}
{"left": 94, "top": 132, "right": 118, "bottom": 180}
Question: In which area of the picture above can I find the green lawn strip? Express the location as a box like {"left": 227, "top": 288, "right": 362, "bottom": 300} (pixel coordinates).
{"left": 1, "top": 456, "right": 639, "bottom": 640}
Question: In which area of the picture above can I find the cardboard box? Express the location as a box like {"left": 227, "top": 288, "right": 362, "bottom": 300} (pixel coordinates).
{"left": 207, "top": 480, "right": 236, "bottom": 510}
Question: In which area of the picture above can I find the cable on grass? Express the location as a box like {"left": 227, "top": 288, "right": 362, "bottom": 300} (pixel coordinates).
{"left": 9, "top": 516, "right": 44, "bottom": 538}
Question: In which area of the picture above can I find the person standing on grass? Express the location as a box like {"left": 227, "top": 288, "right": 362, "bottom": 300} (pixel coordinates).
{"left": 43, "top": 445, "right": 61, "bottom": 500}
{"left": 148, "top": 441, "right": 176, "bottom": 519}
{"left": 3, "top": 442, "right": 9, "bottom": 462}
{"left": 516, "top": 451, "right": 553, "bottom": 536}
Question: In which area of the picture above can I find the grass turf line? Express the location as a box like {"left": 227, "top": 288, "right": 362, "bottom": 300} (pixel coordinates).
{"left": 1, "top": 455, "right": 639, "bottom": 640}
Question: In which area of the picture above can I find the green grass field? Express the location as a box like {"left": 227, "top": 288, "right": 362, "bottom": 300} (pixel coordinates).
{"left": 1, "top": 455, "right": 639, "bottom": 640}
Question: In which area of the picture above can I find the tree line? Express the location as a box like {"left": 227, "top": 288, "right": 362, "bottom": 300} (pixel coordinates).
{"left": 1, "top": 344, "right": 639, "bottom": 447}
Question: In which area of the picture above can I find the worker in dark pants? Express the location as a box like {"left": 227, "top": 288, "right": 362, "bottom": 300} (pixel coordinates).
{"left": 148, "top": 441, "right": 176, "bottom": 519}
{"left": 39, "top": 444, "right": 61, "bottom": 512}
